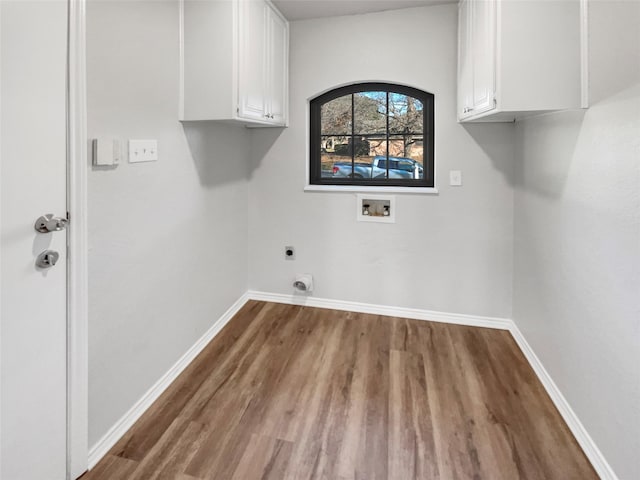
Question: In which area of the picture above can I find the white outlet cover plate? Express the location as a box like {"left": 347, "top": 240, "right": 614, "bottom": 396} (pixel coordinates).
{"left": 129, "top": 139, "right": 158, "bottom": 163}
{"left": 449, "top": 170, "right": 462, "bottom": 186}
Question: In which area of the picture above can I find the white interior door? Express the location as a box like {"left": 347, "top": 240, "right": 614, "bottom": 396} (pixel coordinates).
{"left": 1, "top": 1, "right": 69, "bottom": 479}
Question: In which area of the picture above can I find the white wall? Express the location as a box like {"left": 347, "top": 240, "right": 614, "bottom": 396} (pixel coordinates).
{"left": 513, "top": 2, "right": 640, "bottom": 478}
{"left": 249, "top": 4, "right": 515, "bottom": 318}
{"left": 87, "top": 0, "right": 249, "bottom": 446}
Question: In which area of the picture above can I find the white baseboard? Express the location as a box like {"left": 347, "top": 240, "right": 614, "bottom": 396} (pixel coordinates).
{"left": 87, "top": 292, "right": 250, "bottom": 469}
{"left": 509, "top": 323, "right": 618, "bottom": 480}
{"left": 87, "top": 289, "right": 617, "bottom": 480}
{"left": 247, "top": 290, "right": 513, "bottom": 330}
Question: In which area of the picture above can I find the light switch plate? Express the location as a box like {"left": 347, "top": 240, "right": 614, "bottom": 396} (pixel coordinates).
{"left": 449, "top": 170, "right": 462, "bottom": 186}
{"left": 129, "top": 139, "right": 158, "bottom": 163}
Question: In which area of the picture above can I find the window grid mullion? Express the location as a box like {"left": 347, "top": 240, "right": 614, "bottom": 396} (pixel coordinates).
{"left": 386, "top": 91, "right": 389, "bottom": 179}
{"left": 351, "top": 94, "right": 355, "bottom": 177}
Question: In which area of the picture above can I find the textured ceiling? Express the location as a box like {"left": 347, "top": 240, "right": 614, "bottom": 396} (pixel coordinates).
{"left": 272, "top": 0, "right": 456, "bottom": 21}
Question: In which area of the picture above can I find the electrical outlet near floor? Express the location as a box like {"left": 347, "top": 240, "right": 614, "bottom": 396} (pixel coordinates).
{"left": 285, "top": 246, "right": 295, "bottom": 260}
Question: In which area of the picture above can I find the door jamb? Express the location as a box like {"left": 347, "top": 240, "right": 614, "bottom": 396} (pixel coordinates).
{"left": 0, "top": 3, "right": 3, "bottom": 477}
{"left": 67, "top": 0, "right": 88, "bottom": 478}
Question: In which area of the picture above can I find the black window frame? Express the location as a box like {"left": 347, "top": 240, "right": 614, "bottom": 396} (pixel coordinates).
{"left": 310, "top": 82, "right": 435, "bottom": 188}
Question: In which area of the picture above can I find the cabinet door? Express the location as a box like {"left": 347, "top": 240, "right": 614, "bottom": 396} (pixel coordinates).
{"left": 266, "top": 3, "right": 288, "bottom": 125}
{"left": 457, "top": 0, "right": 473, "bottom": 119}
{"left": 470, "top": 0, "right": 496, "bottom": 115}
{"left": 238, "top": 0, "right": 267, "bottom": 121}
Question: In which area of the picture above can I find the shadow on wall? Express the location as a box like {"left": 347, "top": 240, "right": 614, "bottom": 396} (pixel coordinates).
{"left": 248, "top": 127, "right": 287, "bottom": 178}
{"left": 462, "top": 123, "right": 518, "bottom": 187}
{"left": 182, "top": 122, "right": 253, "bottom": 188}
{"left": 463, "top": 111, "right": 586, "bottom": 200}
{"left": 512, "top": 110, "right": 586, "bottom": 200}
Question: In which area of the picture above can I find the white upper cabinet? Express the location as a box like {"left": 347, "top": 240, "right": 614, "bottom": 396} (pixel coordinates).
{"left": 266, "top": 4, "right": 288, "bottom": 125}
{"left": 458, "top": 0, "right": 583, "bottom": 123}
{"left": 180, "top": 0, "right": 289, "bottom": 126}
{"left": 238, "top": 0, "right": 268, "bottom": 122}
{"left": 458, "top": 0, "right": 497, "bottom": 120}
{"left": 457, "top": 0, "right": 473, "bottom": 117}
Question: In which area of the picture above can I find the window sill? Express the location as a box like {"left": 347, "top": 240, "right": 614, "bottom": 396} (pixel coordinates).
{"left": 304, "top": 185, "right": 439, "bottom": 194}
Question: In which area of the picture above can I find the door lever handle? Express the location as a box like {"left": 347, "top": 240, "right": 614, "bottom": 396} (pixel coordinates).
{"left": 34, "top": 214, "right": 68, "bottom": 233}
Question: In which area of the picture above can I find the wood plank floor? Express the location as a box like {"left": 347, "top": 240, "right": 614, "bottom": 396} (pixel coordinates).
{"left": 83, "top": 301, "right": 597, "bottom": 480}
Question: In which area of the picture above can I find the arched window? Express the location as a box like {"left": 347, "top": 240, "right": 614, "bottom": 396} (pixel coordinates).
{"left": 310, "top": 83, "right": 434, "bottom": 187}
